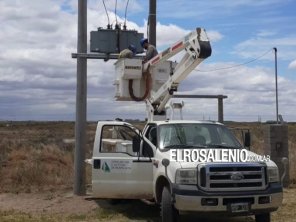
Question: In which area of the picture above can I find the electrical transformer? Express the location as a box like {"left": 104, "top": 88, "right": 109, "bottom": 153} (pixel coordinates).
{"left": 90, "top": 28, "right": 144, "bottom": 54}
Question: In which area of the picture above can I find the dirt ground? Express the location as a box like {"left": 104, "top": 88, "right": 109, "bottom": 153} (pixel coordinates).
{"left": 0, "top": 188, "right": 295, "bottom": 222}
{"left": 0, "top": 190, "right": 97, "bottom": 215}
{"left": 1, "top": 121, "right": 296, "bottom": 221}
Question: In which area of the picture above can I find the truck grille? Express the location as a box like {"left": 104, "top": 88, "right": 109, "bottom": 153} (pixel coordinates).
{"left": 199, "top": 163, "right": 267, "bottom": 191}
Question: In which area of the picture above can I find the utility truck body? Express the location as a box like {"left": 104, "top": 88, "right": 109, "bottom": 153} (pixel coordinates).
{"left": 88, "top": 120, "right": 282, "bottom": 222}
{"left": 87, "top": 27, "right": 282, "bottom": 222}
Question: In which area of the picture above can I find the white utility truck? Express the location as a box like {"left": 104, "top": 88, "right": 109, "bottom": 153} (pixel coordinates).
{"left": 87, "top": 28, "right": 283, "bottom": 222}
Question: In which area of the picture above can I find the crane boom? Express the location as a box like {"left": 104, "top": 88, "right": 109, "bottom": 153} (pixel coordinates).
{"left": 145, "top": 28, "right": 211, "bottom": 121}
{"left": 114, "top": 27, "right": 211, "bottom": 121}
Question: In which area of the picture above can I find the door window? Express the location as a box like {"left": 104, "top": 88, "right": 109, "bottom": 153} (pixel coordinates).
{"left": 100, "top": 125, "right": 138, "bottom": 156}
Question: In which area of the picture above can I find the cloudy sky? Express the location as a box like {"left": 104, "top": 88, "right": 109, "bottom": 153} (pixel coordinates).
{"left": 0, "top": 0, "right": 296, "bottom": 122}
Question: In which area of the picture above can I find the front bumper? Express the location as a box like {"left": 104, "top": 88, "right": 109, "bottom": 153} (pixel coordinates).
{"left": 173, "top": 183, "right": 283, "bottom": 215}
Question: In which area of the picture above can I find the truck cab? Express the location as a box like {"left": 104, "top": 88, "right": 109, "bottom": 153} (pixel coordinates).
{"left": 88, "top": 120, "right": 283, "bottom": 222}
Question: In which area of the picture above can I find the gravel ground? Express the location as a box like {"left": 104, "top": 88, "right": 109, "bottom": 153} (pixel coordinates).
{"left": 0, "top": 188, "right": 295, "bottom": 221}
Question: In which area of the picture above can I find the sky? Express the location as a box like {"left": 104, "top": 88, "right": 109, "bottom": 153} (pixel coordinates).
{"left": 0, "top": 0, "right": 296, "bottom": 122}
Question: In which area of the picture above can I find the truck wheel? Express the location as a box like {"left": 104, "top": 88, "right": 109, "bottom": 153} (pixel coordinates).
{"left": 161, "top": 186, "right": 178, "bottom": 222}
{"left": 108, "top": 199, "right": 122, "bottom": 205}
{"left": 255, "top": 213, "right": 270, "bottom": 222}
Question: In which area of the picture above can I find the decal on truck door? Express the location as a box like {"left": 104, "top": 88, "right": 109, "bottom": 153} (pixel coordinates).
{"left": 101, "top": 159, "right": 133, "bottom": 173}
{"left": 102, "top": 161, "right": 111, "bottom": 172}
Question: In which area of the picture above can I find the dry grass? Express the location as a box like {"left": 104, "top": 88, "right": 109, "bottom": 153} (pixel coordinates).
{"left": 0, "top": 121, "right": 296, "bottom": 222}
{"left": 0, "top": 121, "right": 296, "bottom": 193}
{"left": 0, "top": 122, "right": 96, "bottom": 193}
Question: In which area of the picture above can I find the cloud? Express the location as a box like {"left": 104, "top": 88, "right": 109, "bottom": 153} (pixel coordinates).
{"left": 94, "top": 0, "right": 143, "bottom": 14}
{"left": 224, "top": 0, "right": 282, "bottom": 7}
{"left": 0, "top": 0, "right": 295, "bottom": 122}
{"left": 0, "top": 0, "right": 83, "bottom": 120}
{"left": 257, "top": 30, "right": 277, "bottom": 37}
{"left": 288, "top": 60, "right": 296, "bottom": 69}
{"left": 156, "top": 23, "right": 189, "bottom": 46}
{"left": 178, "top": 63, "right": 296, "bottom": 121}
{"left": 207, "top": 31, "right": 224, "bottom": 42}
{"left": 233, "top": 36, "right": 296, "bottom": 61}
{"left": 156, "top": 0, "right": 285, "bottom": 20}
{"left": 0, "top": 0, "right": 218, "bottom": 120}
{"left": 135, "top": 22, "right": 223, "bottom": 48}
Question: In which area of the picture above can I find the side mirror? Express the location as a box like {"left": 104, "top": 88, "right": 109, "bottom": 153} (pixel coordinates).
{"left": 244, "top": 132, "right": 251, "bottom": 148}
{"left": 132, "top": 136, "right": 141, "bottom": 153}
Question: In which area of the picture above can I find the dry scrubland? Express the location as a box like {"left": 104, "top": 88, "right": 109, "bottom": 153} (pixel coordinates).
{"left": 0, "top": 121, "right": 296, "bottom": 221}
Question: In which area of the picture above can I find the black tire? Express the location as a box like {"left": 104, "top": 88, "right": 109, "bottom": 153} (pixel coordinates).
{"left": 108, "top": 199, "right": 122, "bottom": 205}
{"left": 255, "top": 213, "right": 271, "bottom": 222}
{"left": 161, "top": 186, "right": 178, "bottom": 222}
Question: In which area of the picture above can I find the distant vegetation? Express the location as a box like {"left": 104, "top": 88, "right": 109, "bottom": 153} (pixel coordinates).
{"left": 0, "top": 121, "right": 295, "bottom": 193}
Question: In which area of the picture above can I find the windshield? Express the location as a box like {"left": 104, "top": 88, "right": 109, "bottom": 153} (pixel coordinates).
{"left": 159, "top": 123, "right": 242, "bottom": 149}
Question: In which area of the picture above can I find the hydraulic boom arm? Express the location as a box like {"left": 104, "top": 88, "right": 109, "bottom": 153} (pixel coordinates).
{"left": 145, "top": 28, "right": 212, "bottom": 121}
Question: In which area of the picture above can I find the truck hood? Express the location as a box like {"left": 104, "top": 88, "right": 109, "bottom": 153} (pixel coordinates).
{"left": 173, "top": 148, "right": 273, "bottom": 169}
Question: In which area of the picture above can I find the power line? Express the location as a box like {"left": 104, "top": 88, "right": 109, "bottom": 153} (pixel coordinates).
{"left": 102, "top": 0, "right": 110, "bottom": 26}
{"left": 195, "top": 48, "right": 273, "bottom": 73}
{"left": 146, "top": 21, "right": 149, "bottom": 40}
{"left": 124, "top": 0, "right": 130, "bottom": 29}
{"left": 147, "top": 13, "right": 149, "bottom": 39}
{"left": 115, "top": 0, "right": 118, "bottom": 25}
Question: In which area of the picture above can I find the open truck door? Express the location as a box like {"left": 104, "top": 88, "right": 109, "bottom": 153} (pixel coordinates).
{"left": 89, "top": 121, "right": 154, "bottom": 199}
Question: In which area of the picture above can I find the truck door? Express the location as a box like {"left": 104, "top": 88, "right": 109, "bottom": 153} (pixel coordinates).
{"left": 91, "top": 122, "right": 154, "bottom": 199}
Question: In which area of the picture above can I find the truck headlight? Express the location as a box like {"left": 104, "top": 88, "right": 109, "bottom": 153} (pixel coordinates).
{"left": 268, "top": 166, "right": 279, "bottom": 183}
{"left": 175, "top": 169, "right": 197, "bottom": 185}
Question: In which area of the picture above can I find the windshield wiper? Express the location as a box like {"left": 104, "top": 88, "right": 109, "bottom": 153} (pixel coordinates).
{"left": 191, "top": 144, "right": 208, "bottom": 148}
{"left": 164, "top": 144, "right": 192, "bottom": 149}
{"left": 163, "top": 144, "right": 207, "bottom": 149}
{"left": 205, "top": 144, "right": 241, "bottom": 149}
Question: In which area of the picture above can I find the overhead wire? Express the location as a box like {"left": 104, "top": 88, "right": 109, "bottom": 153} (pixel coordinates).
{"left": 102, "top": 0, "right": 110, "bottom": 26}
{"left": 124, "top": 0, "right": 130, "bottom": 29}
{"left": 147, "top": 11, "right": 150, "bottom": 40}
{"left": 195, "top": 48, "right": 273, "bottom": 72}
{"left": 115, "top": 0, "right": 118, "bottom": 25}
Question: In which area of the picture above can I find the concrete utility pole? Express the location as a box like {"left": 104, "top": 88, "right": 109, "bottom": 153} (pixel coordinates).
{"left": 218, "top": 97, "right": 224, "bottom": 123}
{"left": 73, "top": 0, "right": 156, "bottom": 195}
{"left": 149, "top": 0, "right": 157, "bottom": 47}
{"left": 274, "top": 47, "right": 279, "bottom": 124}
{"left": 74, "top": 0, "right": 87, "bottom": 195}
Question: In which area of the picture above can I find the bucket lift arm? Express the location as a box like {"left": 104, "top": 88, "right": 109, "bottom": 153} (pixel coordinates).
{"left": 144, "top": 28, "right": 212, "bottom": 121}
